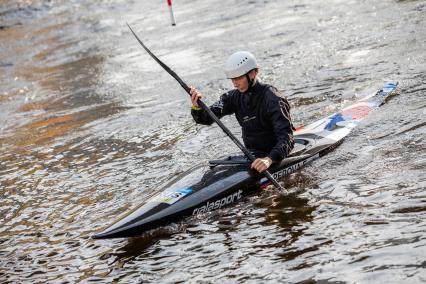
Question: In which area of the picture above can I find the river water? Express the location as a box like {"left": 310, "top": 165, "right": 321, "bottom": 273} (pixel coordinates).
{"left": 1, "top": 0, "right": 425, "bottom": 283}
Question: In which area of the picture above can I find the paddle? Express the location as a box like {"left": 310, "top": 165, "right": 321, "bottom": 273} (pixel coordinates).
{"left": 126, "top": 23, "right": 285, "bottom": 191}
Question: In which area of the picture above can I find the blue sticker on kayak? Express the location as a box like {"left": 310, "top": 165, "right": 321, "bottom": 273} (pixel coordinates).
{"left": 150, "top": 187, "right": 193, "bottom": 204}
{"left": 381, "top": 81, "right": 398, "bottom": 93}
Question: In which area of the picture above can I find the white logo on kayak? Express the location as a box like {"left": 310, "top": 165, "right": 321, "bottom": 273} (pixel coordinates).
{"left": 269, "top": 154, "right": 319, "bottom": 180}
{"left": 192, "top": 189, "right": 243, "bottom": 215}
{"left": 149, "top": 187, "right": 192, "bottom": 205}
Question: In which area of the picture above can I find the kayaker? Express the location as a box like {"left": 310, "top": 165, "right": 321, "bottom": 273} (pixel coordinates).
{"left": 190, "top": 51, "right": 294, "bottom": 173}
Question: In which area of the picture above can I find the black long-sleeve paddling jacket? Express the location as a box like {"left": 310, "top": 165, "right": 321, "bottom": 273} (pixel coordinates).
{"left": 191, "top": 82, "right": 294, "bottom": 162}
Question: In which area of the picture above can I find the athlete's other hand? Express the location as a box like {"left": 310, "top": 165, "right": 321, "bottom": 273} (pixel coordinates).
{"left": 251, "top": 157, "right": 273, "bottom": 173}
{"left": 190, "top": 86, "right": 202, "bottom": 107}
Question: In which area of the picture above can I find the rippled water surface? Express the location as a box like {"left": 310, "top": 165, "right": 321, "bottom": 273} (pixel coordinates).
{"left": 1, "top": 0, "right": 425, "bottom": 283}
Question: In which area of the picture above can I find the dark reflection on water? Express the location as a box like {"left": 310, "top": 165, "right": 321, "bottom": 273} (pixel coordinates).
{"left": 1, "top": 0, "right": 425, "bottom": 283}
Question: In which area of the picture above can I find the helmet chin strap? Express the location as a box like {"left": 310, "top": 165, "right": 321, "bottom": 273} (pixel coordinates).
{"left": 245, "top": 73, "right": 255, "bottom": 93}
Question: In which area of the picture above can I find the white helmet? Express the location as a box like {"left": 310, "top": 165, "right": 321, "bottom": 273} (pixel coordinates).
{"left": 224, "top": 51, "right": 258, "bottom": 79}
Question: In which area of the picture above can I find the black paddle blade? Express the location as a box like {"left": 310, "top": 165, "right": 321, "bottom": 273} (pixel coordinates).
{"left": 126, "top": 23, "right": 191, "bottom": 94}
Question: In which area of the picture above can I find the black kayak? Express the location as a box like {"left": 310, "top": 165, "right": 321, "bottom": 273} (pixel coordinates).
{"left": 93, "top": 81, "right": 398, "bottom": 239}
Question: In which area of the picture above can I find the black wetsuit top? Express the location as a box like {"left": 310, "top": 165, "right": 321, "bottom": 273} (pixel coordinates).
{"left": 191, "top": 82, "right": 294, "bottom": 162}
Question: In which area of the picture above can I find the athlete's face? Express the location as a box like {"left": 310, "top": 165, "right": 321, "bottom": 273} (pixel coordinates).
{"left": 230, "top": 70, "right": 257, "bottom": 93}
{"left": 231, "top": 75, "right": 249, "bottom": 92}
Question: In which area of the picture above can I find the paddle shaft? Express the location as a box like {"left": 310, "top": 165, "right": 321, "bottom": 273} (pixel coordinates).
{"left": 126, "top": 23, "right": 284, "bottom": 191}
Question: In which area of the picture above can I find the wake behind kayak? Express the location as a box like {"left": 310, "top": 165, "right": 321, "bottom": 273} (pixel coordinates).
{"left": 93, "top": 81, "right": 399, "bottom": 239}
